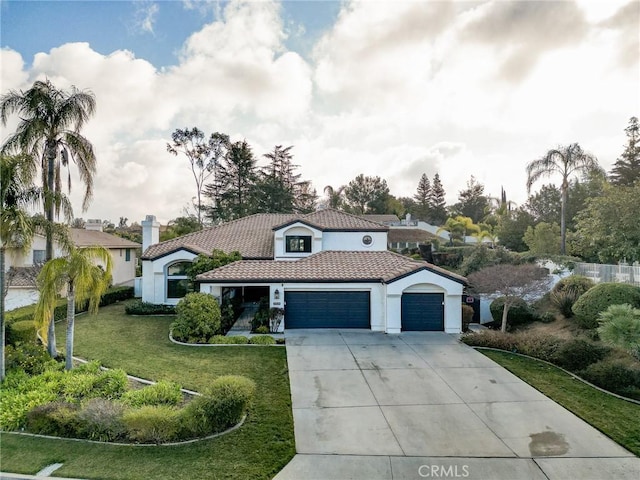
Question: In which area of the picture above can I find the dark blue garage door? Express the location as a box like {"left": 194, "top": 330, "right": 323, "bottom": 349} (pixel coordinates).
{"left": 401, "top": 293, "right": 444, "bottom": 331}
{"left": 285, "top": 291, "right": 370, "bottom": 329}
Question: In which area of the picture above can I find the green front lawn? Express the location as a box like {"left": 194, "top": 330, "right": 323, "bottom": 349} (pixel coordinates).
{"left": 0, "top": 301, "right": 295, "bottom": 479}
{"left": 481, "top": 349, "right": 640, "bottom": 456}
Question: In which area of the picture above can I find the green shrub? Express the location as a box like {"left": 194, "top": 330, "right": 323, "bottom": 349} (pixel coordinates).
{"left": 120, "top": 381, "right": 183, "bottom": 407}
{"left": 572, "top": 283, "right": 640, "bottom": 329}
{"left": 461, "top": 305, "right": 474, "bottom": 332}
{"left": 0, "top": 387, "right": 59, "bottom": 430}
{"left": 549, "top": 275, "right": 595, "bottom": 318}
{"left": 171, "top": 293, "right": 221, "bottom": 343}
{"left": 249, "top": 335, "right": 275, "bottom": 345}
{"left": 597, "top": 304, "right": 640, "bottom": 355}
{"left": 125, "top": 300, "right": 176, "bottom": 315}
{"left": 180, "top": 375, "right": 255, "bottom": 437}
{"left": 550, "top": 339, "right": 610, "bottom": 372}
{"left": 489, "top": 297, "right": 537, "bottom": 327}
{"left": 552, "top": 275, "right": 595, "bottom": 296}
{"left": 461, "top": 330, "right": 563, "bottom": 361}
{"left": 539, "top": 312, "right": 556, "bottom": 323}
{"left": 26, "top": 402, "right": 80, "bottom": 437}
{"left": 4, "top": 344, "right": 59, "bottom": 375}
{"left": 5, "top": 320, "right": 37, "bottom": 346}
{"left": 61, "top": 373, "right": 99, "bottom": 402}
{"left": 208, "top": 335, "right": 249, "bottom": 344}
{"left": 251, "top": 296, "right": 270, "bottom": 332}
{"left": 90, "top": 369, "right": 128, "bottom": 400}
{"left": 123, "top": 405, "right": 180, "bottom": 444}
{"left": 220, "top": 302, "right": 237, "bottom": 334}
{"left": 579, "top": 361, "right": 640, "bottom": 395}
{"left": 74, "top": 398, "right": 127, "bottom": 442}
{"left": 254, "top": 325, "right": 269, "bottom": 334}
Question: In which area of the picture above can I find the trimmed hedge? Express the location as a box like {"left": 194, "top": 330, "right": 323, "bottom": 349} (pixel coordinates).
{"left": 171, "top": 293, "right": 221, "bottom": 343}
{"left": 572, "top": 283, "right": 640, "bottom": 329}
{"left": 6, "top": 320, "right": 37, "bottom": 346}
{"left": 123, "top": 405, "right": 180, "bottom": 444}
{"left": 125, "top": 300, "right": 176, "bottom": 315}
{"left": 207, "top": 335, "right": 249, "bottom": 345}
{"left": 248, "top": 335, "right": 276, "bottom": 345}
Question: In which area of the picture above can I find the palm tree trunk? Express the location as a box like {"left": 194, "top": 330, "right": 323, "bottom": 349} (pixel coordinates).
{"left": 46, "top": 144, "right": 57, "bottom": 358}
{"left": 560, "top": 182, "right": 567, "bottom": 255}
{"left": 0, "top": 246, "right": 6, "bottom": 380}
{"left": 65, "top": 282, "right": 75, "bottom": 371}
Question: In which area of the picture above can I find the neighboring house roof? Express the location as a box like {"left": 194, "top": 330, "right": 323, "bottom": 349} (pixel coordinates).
{"left": 388, "top": 228, "right": 438, "bottom": 244}
{"left": 361, "top": 214, "right": 400, "bottom": 224}
{"left": 142, "top": 209, "right": 388, "bottom": 261}
{"left": 196, "top": 250, "right": 467, "bottom": 285}
{"left": 7, "top": 266, "right": 41, "bottom": 288}
{"left": 71, "top": 229, "right": 140, "bottom": 249}
{"left": 142, "top": 213, "right": 297, "bottom": 261}
{"left": 273, "top": 209, "right": 389, "bottom": 232}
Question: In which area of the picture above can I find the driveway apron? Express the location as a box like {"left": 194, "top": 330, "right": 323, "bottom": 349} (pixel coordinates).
{"left": 275, "top": 329, "right": 639, "bottom": 480}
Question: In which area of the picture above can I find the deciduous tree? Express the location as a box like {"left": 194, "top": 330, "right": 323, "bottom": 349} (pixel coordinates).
{"left": 468, "top": 264, "right": 549, "bottom": 332}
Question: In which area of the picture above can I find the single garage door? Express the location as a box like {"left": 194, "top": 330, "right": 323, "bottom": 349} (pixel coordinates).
{"left": 285, "top": 291, "right": 370, "bottom": 329}
{"left": 401, "top": 293, "right": 444, "bottom": 331}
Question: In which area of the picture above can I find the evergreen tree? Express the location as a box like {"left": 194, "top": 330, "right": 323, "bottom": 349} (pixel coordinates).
{"left": 413, "top": 174, "right": 431, "bottom": 221}
{"left": 610, "top": 117, "right": 640, "bottom": 186}
{"left": 206, "top": 140, "right": 258, "bottom": 221}
{"left": 343, "top": 174, "right": 390, "bottom": 214}
{"left": 429, "top": 173, "right": 447, "bottom": 225}
{"left": 452, "top": 176, "right": 489, "bottom": 224}
{"left": 295, "top": 181, "right": 318, "bottom": 213}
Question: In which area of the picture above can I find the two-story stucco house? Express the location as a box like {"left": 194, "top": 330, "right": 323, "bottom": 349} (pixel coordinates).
{"left": 5, "top": 220, "right": 140, "bottom": 310}
{"left": 140, "top": 210, "right": 467, "bottom": 334}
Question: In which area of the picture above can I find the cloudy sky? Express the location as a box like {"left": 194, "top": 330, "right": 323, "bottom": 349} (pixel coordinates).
{"left": 1, "top": 0, "right": 638, "bottom": 224}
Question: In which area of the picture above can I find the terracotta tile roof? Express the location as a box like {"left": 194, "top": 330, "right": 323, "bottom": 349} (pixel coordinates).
{"left": 142, "top": 214, "right": 297, "bottom": 260}
{"left": 142, "top": 209, "right": 387, "bottom": 261}
{"left": 7, "top": 266, "right": 41, "bottom": 288}
{"left": 196, "top": 250, "right": 467, "bottom": 285}
{"left": 276, "top": 209, "right": 389, "bottom": 232}
{"left": 361, "top": 214, "right": 400, "bottom": 224}
{"left": 388, "top": 228, "right": 438, "bottom": 243}
{"left": 71, "top": 229, "right": 140, "bottom": 249}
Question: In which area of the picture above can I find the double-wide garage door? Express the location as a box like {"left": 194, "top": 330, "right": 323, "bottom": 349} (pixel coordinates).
{"left": 285, "top": 291, "right": 370, "bottom": 329}
{"left": 401, "top": 293, "right": 444, "bottom": 331}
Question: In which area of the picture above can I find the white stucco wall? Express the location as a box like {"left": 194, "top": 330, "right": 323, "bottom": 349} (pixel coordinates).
{"left": 273, "top": 224, "right": 323, "bottom": 260}
{"left": 142, "top": 250, "right": 197, "bottom": 304}
{"left": 322, "top": 231, "right": 387, "bottom": 252}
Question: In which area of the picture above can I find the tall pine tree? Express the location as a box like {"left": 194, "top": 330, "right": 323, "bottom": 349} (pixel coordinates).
{"left": 429, "top": 173, "right": 447, "bottom": 225}
{"left": 610, "top": 117, "right": 640, "bottom": 186}
{"left": 413, "top": 174, "right": 431, "bottom": 221}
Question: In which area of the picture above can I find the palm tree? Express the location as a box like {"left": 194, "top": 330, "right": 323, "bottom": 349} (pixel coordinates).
{"left": 323, "top": 185, "right": 345, "bottom": 209}
{"left": 0, "top": 154, "right": 37, "bottom": 380}
{"left": 34, "top": 245, "right": 112, "bottom": 370}
{"left": 526, "top": 143, "right": 599, "bottom": 254}
{"left": 1, "top": 79, "right": 97, "bottom": 356}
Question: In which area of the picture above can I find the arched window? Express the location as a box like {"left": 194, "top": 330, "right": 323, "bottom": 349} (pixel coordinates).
{"left": 167, "top": 261, "right": 191, "bottom": 299}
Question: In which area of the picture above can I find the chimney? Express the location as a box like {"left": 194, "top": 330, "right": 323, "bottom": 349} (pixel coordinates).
{"left": 142, "top": 215, "right": 160, "bottom": 251}
{"left": 85, "top": 219, "right": 103, "bottom": 232}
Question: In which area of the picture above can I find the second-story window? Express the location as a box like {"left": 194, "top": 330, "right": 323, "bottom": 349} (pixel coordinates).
{"left": 286, "top": 235, "right": 312, "bottom": 253}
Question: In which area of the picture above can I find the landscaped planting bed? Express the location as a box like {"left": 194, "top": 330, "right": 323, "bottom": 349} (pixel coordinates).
{"left": 0, "top": 301, "right": 295, "bottom": 479}
{"left": 1, "top": 358, "right": 254, "bottom": 444}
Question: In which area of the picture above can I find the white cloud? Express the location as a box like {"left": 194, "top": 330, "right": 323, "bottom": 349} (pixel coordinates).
{"left": 0, "top": 0, "right": 637, "bottom": 224}
{"left": 133, "top": 2, "right": 159, "bottom": 35}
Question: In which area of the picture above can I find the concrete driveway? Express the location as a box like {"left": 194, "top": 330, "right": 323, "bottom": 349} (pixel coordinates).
{"left": 274, "top": 330, "right": 639, "bottom": 480}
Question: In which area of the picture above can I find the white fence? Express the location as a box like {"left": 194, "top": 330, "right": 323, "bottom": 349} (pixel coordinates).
{"left": 574, "top": 262, "right": 640, "bottom": 287}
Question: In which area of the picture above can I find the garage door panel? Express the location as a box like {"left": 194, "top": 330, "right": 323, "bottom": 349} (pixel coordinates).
{"left": 285, "top": 291, "right": 370, "bottom": 329}
{"left": 402, "top": 293, "right": 444, "bottom": 331}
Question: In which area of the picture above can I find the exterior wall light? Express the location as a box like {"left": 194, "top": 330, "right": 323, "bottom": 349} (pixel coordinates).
{"left": 274, "top": 288, "right": 280, "bottom": 300}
